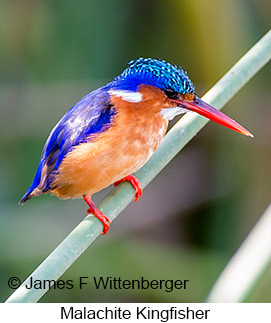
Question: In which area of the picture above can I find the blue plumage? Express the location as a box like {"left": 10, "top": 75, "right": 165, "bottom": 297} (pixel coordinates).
{"left": 19, "top": 88, "right": 115, "bottom": 203}
{"left": 110, "top": 58, "right": 195, "bottom": 94}
{"left": 43, "top": 89, "right": 114, "bottom": 172}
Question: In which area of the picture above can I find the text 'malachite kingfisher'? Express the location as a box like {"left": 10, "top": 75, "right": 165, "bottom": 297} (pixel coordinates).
{"left": 19, "top": 58, "right": 253, "bottom": 234}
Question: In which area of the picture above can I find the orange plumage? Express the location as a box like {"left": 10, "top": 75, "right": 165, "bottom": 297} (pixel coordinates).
{"left": 52, "top": 85, "right": 169, "bottom": 198}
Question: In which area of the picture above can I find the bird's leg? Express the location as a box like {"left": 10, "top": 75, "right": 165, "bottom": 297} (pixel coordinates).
{"left": 114, "top": 175, "right": 142, "bottom": 202}
{"left": 83, "top": 195, "right": 111, "bottom": 235}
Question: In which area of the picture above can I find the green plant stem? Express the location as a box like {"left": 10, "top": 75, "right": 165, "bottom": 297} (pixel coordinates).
{"left": 206, "top": 203, "right": 271, "bottom": 302}
{"left": 6, "top": 30, "right": 271, "bottom": 303}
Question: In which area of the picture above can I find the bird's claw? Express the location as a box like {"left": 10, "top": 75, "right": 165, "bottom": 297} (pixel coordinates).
{"left": 134, "top": 186, "right": 142, "bottom": 202}
{"left": 87, "top": 207, "right": 111, "bottom": 235}
{"left": 114, "top": 175, "right": 142, "bottom": 202}
{"left": 84, "top": 195, "right": 112, "bottom": 235}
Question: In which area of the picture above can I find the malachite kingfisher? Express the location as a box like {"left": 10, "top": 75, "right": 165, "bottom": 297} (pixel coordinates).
{"left": 19, "top": 58, "right": 253, "bottom": 234}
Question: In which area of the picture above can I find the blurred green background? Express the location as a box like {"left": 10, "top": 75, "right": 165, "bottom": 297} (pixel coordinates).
{"left": 0, "top": 0, "right": 270, "bottom": 302}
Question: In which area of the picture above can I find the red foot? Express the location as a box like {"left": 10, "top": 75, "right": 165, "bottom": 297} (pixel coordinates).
{"left": 83, "top": 195, "right": 111, "bottom": 235}
{"left": 114, "top": 175, "right": 142, "bottom": 202}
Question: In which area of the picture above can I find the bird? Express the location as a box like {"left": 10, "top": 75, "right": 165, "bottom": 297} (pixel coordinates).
{"left": 19, "top": 58, "right": 253, "bottom": 235}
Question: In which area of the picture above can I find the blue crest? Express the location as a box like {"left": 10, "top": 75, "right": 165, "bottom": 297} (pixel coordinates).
{"left": 110, "top": 58, "right": 195, "bottom": 94}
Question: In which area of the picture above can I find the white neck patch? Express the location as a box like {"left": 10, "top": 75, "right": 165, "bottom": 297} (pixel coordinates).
{"left": 160, "top": 107, "right": 189, "bottom": 120}
{"left": 109, "top": 89, "right": 143, "bottom": 103}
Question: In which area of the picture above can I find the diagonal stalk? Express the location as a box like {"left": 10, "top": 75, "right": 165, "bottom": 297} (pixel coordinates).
{"left": 207, "top": 203, "right": 271, "bottom": 302}
{"left": 5, "top": 29, "right": 271, "bottom": 303}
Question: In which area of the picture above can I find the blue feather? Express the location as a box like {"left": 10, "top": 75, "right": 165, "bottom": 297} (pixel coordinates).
{"left": 19, "top": 87, "right": 115, "bottom": 203}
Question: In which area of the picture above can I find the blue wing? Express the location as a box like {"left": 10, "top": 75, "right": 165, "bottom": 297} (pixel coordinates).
{"left": 19, "top": 87, "right": 115, "bottom": 204}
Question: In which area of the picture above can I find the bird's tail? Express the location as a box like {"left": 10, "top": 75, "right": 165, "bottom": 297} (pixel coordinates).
{"left": 19, "top": 159, "right": 45, "bottom": 205}
{"left": 19, "top": 186, "right": 35, "bottom": 205}
{"left": 19, "top": 185, "right": 44, "bottom": 204}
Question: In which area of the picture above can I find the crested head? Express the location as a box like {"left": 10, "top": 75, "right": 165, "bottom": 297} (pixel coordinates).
{"left": 109, "top": 58, "right": 195, "bottom": 95}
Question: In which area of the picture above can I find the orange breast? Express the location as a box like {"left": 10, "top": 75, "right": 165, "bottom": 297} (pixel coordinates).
{"left": 51, "top": 86, "right": 169, "bottom": 199}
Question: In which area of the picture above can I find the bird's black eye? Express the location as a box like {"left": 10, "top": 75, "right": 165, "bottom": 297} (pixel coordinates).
{"left": 164, "top": 88, "right": 179, "bottom": 100}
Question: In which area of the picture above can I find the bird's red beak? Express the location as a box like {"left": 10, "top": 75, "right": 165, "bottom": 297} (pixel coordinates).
{"left": 172, "top": 95, "right": 254, "bottom": 137}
